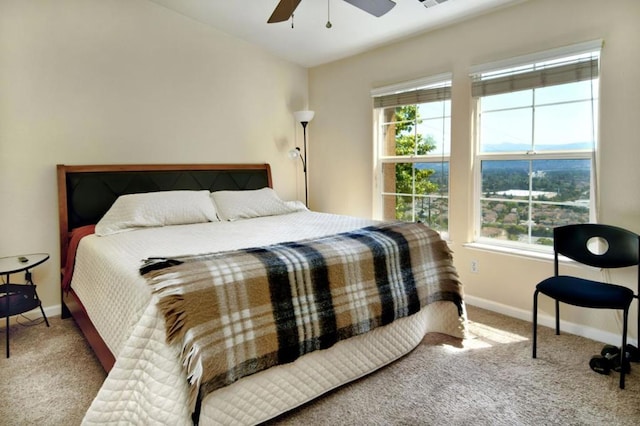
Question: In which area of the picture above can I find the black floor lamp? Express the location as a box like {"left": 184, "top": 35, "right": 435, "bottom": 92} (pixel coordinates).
{"left": 290, "top": 110, "right": 315, "bottom": 207}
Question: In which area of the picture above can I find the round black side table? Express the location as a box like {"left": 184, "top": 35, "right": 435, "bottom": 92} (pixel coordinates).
{"left": 0, "top": 253, "right": 50, "bottom": 358}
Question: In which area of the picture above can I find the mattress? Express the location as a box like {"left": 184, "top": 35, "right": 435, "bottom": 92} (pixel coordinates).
{"left": 72, "top": 211, "right": 466, "bottom": 425}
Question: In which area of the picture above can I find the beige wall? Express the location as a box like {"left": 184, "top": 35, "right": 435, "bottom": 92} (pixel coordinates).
{"left": 3, "top": 0, "right": 639, "bottom": 346}
{"left": 309, "top": 0, "right": 640, "bottom": 344}
{"left": 0, "top": 0, "right": 309, "bottom": 310}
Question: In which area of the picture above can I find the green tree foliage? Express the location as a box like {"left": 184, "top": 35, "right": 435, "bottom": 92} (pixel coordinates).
{"left": 393, "top": 105, "right": 439, "bottom": 219}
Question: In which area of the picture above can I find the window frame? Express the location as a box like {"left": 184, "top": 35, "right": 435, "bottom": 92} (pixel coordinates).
{"left": 470, "top": 41, "right": 602, "bottom": 253}
{"left": 372, "top": 73, "right": 452, "bottom": 237}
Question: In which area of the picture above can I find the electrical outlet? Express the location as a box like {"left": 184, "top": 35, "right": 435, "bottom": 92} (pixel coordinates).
{"left": 471, "top": 259, "right": 479, "bottom": 273}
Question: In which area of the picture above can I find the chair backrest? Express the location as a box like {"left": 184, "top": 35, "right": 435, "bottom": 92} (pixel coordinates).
{"left": 554, "top": 224, "right": 640, "bottom": 269}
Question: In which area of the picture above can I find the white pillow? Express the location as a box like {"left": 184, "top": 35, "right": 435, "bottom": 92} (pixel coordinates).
{"left": 95, "top": 190, "right": 218, "bottom": 236}
{"left": 211, "top": 187, "right": 307, "bottom": 221}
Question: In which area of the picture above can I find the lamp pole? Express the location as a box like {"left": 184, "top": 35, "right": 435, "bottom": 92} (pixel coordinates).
{"left": 293, "top": 110, "right": 314, "bottom": 208}
{"left": 301, "top": 120, "right": 309, "bottom": 207}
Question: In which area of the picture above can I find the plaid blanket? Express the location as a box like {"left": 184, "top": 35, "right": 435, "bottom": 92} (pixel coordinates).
{"left": 140, "top": 221, "right": 463, "bottom": 415}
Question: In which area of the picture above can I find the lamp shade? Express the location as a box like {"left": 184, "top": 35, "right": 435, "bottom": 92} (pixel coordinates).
{"left": 294, "top": 110, "right": 315, "bottom": 123}
{"left": 288, "top": 148, "right": 301, "bottom": 159}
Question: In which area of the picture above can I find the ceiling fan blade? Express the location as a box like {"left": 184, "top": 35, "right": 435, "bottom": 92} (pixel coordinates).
{"left": 419, "top": 0, "right": 449, "bottom": 8}
{"left": 268, "top": 0, "right": 302, "bottom": 23}
{"left": 343, "top": 0, "right": 396, "bottom": 17}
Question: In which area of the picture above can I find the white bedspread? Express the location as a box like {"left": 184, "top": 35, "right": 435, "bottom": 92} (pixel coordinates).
{"left": 73, "top": 211, "right": 465, "bottom": 425}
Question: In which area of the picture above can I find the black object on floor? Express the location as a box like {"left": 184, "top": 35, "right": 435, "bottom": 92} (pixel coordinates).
{"left": 589, "top": 355, "right": 611, "bottom": 375}
{"left": 624, "top": 344, "right": 640, "bottom": 363}
{"left": 590, "top": 344, "right": 639, "bottom": 376}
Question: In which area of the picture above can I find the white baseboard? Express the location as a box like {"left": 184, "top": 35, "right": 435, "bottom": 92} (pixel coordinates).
{"left": 44, "top": 304, "right": 62, "bottom": 318}
{"left": 464, "top": 295, "right": 638, "bottom": 347}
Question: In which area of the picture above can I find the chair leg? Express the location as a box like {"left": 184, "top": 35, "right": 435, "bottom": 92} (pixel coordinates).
{"left": 620, "top": 308, "right": 629, "bottom": 389}
{"left": 533, "top": 290, "right": 539, "bottom": 358}
{"left": 555, "top": 300, "right": 560, "bottom": 335}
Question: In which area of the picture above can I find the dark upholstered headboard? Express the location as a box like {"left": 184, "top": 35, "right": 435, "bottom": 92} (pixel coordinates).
{"left": 56, "top": 163, "right": 272, "bottom": 264}
{"left": 56, "top": 163, "right": 272, "bottom": 372}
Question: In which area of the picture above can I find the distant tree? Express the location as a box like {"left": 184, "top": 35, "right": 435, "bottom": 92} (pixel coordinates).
{"left": 536, "top": 237, "right": 553, "bottom": 246}
{"left": 506, "top": 224, "right": 527, "bottom": 240}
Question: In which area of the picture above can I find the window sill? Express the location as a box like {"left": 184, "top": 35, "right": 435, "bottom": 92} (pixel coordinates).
{"left": 462, "top": 242, "right": 555, "bottom": 262}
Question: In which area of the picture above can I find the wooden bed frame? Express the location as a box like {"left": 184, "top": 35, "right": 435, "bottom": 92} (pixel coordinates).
{"left": 56, "top": 163, "right": 273, "bottom": 371}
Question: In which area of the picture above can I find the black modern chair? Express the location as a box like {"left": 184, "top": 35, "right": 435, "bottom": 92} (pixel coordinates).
{"left": 532, "top": 223, "right": 640, "bottom": 389}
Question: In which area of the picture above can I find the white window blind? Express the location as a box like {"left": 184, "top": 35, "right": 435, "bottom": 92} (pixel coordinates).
{"left": 471, "top": 57, "right": 598, "bottom": 98}
{"left": 372, "top": 72, "right": 452, "bottom": 108}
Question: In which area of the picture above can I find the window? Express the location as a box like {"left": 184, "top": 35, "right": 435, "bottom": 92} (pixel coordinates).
{"left": 372, "top": 74, "right": 451, "bottom": 236}
{"left": 470, "top": 41, "right": 601, "bottom": 251}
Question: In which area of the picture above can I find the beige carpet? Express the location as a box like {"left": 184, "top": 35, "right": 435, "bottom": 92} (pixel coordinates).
{"left": 2, "top": 306, "right": 639, "bottom": 425}
{"left": 0, "top": 314, "right": 105, "bottom": 425}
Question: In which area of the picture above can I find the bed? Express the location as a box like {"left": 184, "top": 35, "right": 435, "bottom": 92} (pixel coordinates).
{"left": 57, "top": 163, "right": 466, "bottom": 425}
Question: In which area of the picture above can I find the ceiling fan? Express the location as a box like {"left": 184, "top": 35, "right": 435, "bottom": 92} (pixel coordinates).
{"left": 267, "top": 0, "right": 397, "bottom": 23}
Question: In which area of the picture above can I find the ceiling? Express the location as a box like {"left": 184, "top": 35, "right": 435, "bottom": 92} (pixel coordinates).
{"left": 146, "top": 0, "right": 525, "bottom": 68}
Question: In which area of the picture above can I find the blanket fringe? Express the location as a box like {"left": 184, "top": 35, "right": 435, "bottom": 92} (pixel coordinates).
{"left": 184, "top": 344, "right": 203, "bottom": 414}
{"left": 156, "top": 293, "right": 203, "bottom": 413}
{"left": 155, "top": 295, "right": 187, "bottom": 345}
